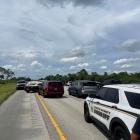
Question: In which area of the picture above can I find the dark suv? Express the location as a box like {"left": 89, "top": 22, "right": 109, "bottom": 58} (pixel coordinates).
{"left": 16, "top": 80, "right": 26, "bottom": 90}
{"left": 68, "top": 80, "right": 100, "bottom": 97}
{"left": 39, "top": 81, "right": 64, "bottom": 97}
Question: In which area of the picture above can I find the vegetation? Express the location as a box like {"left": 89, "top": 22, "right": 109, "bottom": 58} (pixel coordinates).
{"left": 44, "top": 69, "right": 140, "bottom": 84}
{"left": 0, "top": 67, "right": 15, "bottom": 80}
{"left": 0, "top": 82, "right": 16, "bottom": 105}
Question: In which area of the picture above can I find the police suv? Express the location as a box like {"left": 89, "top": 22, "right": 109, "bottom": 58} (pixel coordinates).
{"left": 84, "top": 84, "right": 140, "bottom": 140}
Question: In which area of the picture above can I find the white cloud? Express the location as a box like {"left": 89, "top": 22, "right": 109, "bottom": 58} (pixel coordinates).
{"left": 100, "top": 66, "right": 107, "bottom": 69}
{"left": 60, "top": 57, "right": 78, "bottom": 63}
{"left": 31, "top": 61, "right": 43, "bottom": 68}
{"left": 114, "top": 58, "right": 139, "bottom": 65}
{"left": 78, "top": 63, "right": 89, "bottom": 68}
{"left": 3, "top": 65, "right": 14, "bottom": 70}
{"left": 121, "top": 64, "right": 133, "bottom": 68}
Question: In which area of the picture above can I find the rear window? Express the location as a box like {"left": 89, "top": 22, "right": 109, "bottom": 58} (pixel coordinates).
{"left": 49, "top": 82, "right": 63, "bottom": 87}
{"left": 18, "top": 81, "right": 26, "bottom": 83}
{"left": 125, "top": 91, "right": 140, "bottom": 109}
{"left": 82, "top": 82, "right": 97, "bottom": 86}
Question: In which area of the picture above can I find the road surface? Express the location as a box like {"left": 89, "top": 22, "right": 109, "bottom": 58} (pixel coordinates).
{"left": 38, "top": 87, "right": 108, "bottom": 140}
{"left": 0, "top": 90, "right": 49, "bottom": 140}
{"left": 0, "top": 88, "right": 108, "bottom": 140}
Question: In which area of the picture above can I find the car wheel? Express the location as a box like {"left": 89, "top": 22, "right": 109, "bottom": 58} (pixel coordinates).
{"left": 112, "top": 126, "right": 130, "bottom": 140}
{"left": 84, "top": 104, "right": 92, "bottom": 123}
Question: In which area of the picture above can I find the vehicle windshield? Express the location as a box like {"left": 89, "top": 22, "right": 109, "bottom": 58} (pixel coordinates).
{"left": 17, "top": 81, "right": 26, "bottom": 84}
{"left": 125, "top": 91, "right": 140, "bottom": 109}
{"left": 83, "top": 82, "right": 98, "bottom": 86}
{"left": 49, "top": 82, "right": 63, "bottom": 87}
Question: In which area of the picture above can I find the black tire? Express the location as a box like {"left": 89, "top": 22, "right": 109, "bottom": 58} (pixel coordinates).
{"left": 112, "top": 126, "right": 130, "bottom": 140}
{"left": 59, "top": 94, "right": 63, "bottom": 98}
{"left": 43, "top": 93, "right": 48, "bottom": 98}
{"left": 26, "top": 90, "right": 29, "bottom": 93}
{"left": 84, "top": 104, "right": 92, "bottom": 123}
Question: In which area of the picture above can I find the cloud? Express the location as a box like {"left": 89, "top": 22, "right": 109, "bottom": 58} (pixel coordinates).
{"left": 31, "top": 61, "right": 43, "bottom": 68}
{"left": 1, "top": 0, "right": 140, "bottom": 78}
{"left": 114, "top": 58, "right": 139, "bottom": 65}
{"left": 100, "top": 66, "right": 107, "bottom": 69}
{"left": 95, "top": 59, "right": 107, "bottom": 65}
{"left": 38, "top": 0, "right": 104, "bottom": 7}
{"left": 60, "top": 57, "right": 78, "bottom": 63}
{"left": 78, "top": 63, "right": 89, "bottom": 68}
{"left": 3, "top": 65, "right": 14, "bottom": 70}
{"left": 69, "top": 62, "right": 89, "bottom": 70}
{"left": 120, "top": 39, "right": 140, "bottom": 52}
{"left": 121, "top": 64, "right": 133, "bottom": 68}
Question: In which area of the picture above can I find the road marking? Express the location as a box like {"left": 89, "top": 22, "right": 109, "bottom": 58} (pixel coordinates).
{"left": 36, "top": 94, "right": 67, "bottom": 140}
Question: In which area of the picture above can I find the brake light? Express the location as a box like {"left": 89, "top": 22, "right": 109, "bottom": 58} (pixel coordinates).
{"left": 45, "top": 85, "right": 48, "bottom": 92}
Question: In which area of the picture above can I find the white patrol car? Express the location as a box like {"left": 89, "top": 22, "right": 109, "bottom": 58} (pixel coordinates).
{"left": 84, "top": 84, "right": 140, "bottom": 140}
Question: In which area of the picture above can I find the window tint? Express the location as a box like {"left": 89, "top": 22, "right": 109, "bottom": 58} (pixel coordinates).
{"left": 49, "top": 82, "right": 63, "bottom": 87}
{"left": 17, "top": 80, "right": 26, "bottom": 83}
{"left": 96, "top": 87, "right": 108, "bottom": 99}
{"left": 104, "top": 88, "right": 119, "bottom": 103}
{"left": 125, "top": 91, "right": 140, "bottom": 109}
{"left": 83, "top": 82, "right": 98, "bottom": 86}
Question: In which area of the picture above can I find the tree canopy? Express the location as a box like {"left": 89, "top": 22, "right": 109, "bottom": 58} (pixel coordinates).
{"left": 44, "top": 69, "right": 140, "bottom": 84}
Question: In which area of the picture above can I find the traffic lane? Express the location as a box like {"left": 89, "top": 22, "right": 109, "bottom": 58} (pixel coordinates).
{"left": 42, "top": 93, "right": 108, "bottom": 140}
{"left": 0, "top": 90, "right": 49, "bottom": 140}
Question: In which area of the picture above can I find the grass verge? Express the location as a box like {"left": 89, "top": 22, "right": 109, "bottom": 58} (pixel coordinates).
{"left": 0, "top": 83, "right": 16, "bottom": 105}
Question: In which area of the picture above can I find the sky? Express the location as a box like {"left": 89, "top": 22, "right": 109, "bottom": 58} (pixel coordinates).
{"left": 0, "top": 0, "right": 140, "bottom": 79}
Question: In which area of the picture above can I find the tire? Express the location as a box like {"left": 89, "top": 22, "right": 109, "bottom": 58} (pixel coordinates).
{"left": 58, "top": 94, "right": 63, "bottom": 98}
{"left": 84, "top": 104, "right": 92, "bottom": 123}
{"left": 112, "top": 126, "right": 130, "bottom": 140}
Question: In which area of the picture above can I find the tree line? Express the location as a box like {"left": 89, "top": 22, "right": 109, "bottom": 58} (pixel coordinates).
{"left": 0, "top": 67, "right": 140, "bottom": 84}
{"left": 43, "top": 69, "right": 140, "bottom": 84}
{"left": 0, "top": 67, "right": 15, "bottom": 80}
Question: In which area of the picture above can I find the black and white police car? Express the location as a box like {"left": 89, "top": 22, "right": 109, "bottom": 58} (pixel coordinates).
{"left": 84, "top": 84, "right": 140, "bottom": 140}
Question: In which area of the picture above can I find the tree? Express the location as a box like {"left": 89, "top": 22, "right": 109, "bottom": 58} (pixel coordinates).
{"left": 5, "top": 69, "right": 15, "bottom": 80}
{"left": 0, "top": 75, "right": 4, "bottom": 80}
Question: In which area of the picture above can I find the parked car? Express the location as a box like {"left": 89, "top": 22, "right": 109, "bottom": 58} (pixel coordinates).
{"left": 25, "top": 81, "right": 42, "bottom": 93}
{"left": 84, "top": 84, "right": 140, "bottom": 140}
{"left": 39, "top": 81, "right": 64, "bottom": 97}
{"left": 68, "top": 80, "right": 100, "bottom": 97}
{"left": 16, "top": 80, "right": 26, "bottom": 90}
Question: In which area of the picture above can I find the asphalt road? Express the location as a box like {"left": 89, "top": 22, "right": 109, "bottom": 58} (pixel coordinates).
{"left": 39, "top": 87, "right": 108, "bottom": 140}
{"left": 0, "top": 90, "right": 49, "bottom": 140}
{"left": 0, "top": 88, "right": 108, "bottom": 140}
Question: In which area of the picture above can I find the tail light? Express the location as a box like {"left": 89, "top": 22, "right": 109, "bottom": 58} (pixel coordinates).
{"left": 45, "top": 86, "right": 48, "bottom": 92}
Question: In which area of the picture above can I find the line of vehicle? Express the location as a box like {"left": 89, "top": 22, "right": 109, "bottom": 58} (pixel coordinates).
{"left": 35, "top": 94, "right": 67, "bottom": 140}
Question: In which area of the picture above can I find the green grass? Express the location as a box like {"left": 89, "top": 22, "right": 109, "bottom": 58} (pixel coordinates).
{"left": 0, "top": 83, "right": 16, "bottom": 105}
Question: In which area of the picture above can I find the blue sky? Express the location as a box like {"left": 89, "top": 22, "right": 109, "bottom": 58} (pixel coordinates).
{"left": 0, "top": 0, "right": 140, "bottom": 78}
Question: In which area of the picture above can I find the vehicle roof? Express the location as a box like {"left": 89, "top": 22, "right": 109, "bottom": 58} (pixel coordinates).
{"left": 17, "top": 80, "right": 26, "bottom": 82}
{"left": 73, "top": 80, "right": 100, "bottom": 83}
{"left": 46, "top": 81, "right": 63, "bottom": 83}
{"left": 104, "top": 84, "right": 140, "bottom": 93}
